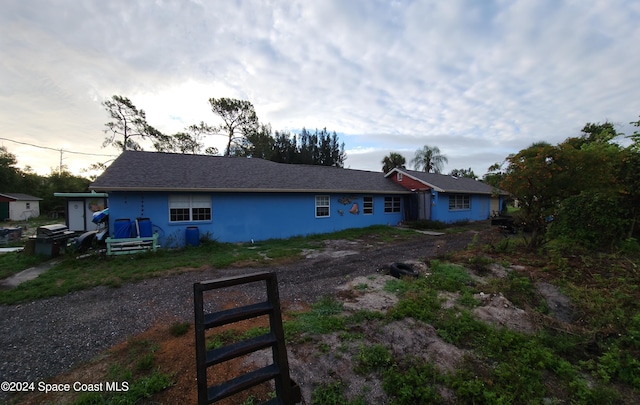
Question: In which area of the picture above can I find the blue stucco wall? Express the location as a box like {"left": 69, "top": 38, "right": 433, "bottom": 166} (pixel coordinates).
{"left": 430, "top": 192, "right": 496, "bottom": 223}
{"left": 106, "top": 191, "right": 404, "bottom": 246}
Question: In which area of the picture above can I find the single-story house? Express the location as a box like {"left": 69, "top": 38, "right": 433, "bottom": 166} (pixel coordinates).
{"left": 89, "top": 151, "right": 410, "bottom": 246}
{"left": 385, "top": 168, "right": 507, "bottom": 223}
{"left": 0, "top": 193, "right": 42, "bottom": 221}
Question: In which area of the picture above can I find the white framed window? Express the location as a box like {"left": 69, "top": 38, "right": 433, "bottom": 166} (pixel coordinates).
{"left": 384, "top": 196, "right": 401, "bottom": 213}
{"left": 169, "top": 195, "right": 211, "bottom": 222}
{"left": 397, "top": 172, "right": 403, "bottom": 181}
{"left": 26, "top": 202, "right": 31, "bottom": 209}
{"left": 449, "top": 194, "right": 470, "bottom": 210}
{"left": 363, "top": 196, "right": 373, "bottom": 214}
{"left": 315, "top": 195, "right": 330, "bottom": 217}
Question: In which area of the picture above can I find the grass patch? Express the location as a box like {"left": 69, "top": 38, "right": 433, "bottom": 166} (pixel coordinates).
{"left": 168, "top": 321, "right": 190, "bottom": 337}
{"left": 284, "top": 296, "right": 345, "bottom": 340}
{"left": 70, "top": 338, "right": 172, "bottom": 405}
{"left": 311, "top": 380, "right": 366, "bottom": 405}
{"left": 0, "top": 251, "right": 48, "bottom": 279}
{"left": 354, "top": 344, "right": 392, "bottom": 374}
{"left": 0, "top": 225, "right": 419, "bottom": 304}
{"left": 382, "top": 361, "right": 443, "bottom": 404}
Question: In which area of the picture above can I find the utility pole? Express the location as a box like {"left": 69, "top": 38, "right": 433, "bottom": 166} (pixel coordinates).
{"left": 59, "top": 149, "right": 65, "bottom": 174}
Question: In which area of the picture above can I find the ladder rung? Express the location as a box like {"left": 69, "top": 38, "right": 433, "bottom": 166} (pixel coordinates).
{"left": 206, "top": 332, "right": 277, "bottom": 366}
{"left": 207, "top": 363, "right": 280, "bottom": 403}
{"left": 203, "top": 301, "right": 273, "bottom": 329}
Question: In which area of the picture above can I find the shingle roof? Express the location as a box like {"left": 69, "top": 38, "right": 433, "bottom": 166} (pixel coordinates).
{"left": 388, "top": 168, "right": 505, "bottom": 195}
{"left": 90, "top": 151, "right": 409, "bottom": 194}
{"left": 0, "top": 193, "right": 42, "bottom": 201}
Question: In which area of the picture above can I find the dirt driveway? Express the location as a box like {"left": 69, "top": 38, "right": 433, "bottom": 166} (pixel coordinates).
{"left": 0, "top": 227, "right": 490, "bottom": 403}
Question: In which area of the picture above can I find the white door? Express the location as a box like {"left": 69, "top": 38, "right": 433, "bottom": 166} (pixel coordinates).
{"left": 67, "top": 200, "right": 85, "bottom": 231}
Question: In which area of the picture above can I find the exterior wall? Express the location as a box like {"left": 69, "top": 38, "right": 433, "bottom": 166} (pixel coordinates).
{"left": 430, "top": 192, "right": 494, "bottom": 223}
{"left": 388, "top": 172, "right": 430, "bottom": 191}
{"left": 107, "top": 191, "right": 404, "bottom": 246}
{"left": 8, "top": 201, "right": 40, "bottom": 221}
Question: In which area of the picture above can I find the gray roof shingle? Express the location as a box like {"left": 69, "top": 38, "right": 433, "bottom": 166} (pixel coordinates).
{"left": 389, "top": 169, "right": 505, "bottom": 195}
{"left": 90, "top": 151, "right": 408, "bottom": 194}
{"left": 0, "top": 193, "right": 42, "bottom": 201}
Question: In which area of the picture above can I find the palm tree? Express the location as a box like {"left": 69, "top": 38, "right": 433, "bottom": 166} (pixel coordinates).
{"left": 381, "top": 152, "right": 406, "bottom": 174}
{"left": 412, "top": 145, "right": 448, "bottom": 173}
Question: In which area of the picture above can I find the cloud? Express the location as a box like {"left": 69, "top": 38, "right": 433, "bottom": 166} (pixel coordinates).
{"left": 1, "top": 0, "right": 639, "bottom": 177}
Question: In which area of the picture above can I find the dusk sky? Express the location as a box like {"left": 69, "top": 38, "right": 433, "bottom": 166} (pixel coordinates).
{"left": 1, "top": 0, "right": 639, "bottom": 177}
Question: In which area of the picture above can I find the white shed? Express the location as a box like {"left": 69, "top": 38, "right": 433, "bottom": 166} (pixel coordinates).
{"left": 0, "top": 193, "right": 42, "bottom": 221}
{"left": 53, "top": 192, "right": 108, "bottom": 232}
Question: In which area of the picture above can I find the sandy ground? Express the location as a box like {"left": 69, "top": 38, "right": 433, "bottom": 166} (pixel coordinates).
{"left": 2, "top": 227, "right": 578, "bottom": 404}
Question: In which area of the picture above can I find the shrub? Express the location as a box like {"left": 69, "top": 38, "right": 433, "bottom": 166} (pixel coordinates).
{"left": 547, "top": 192, "right": 633, "bottom": 250}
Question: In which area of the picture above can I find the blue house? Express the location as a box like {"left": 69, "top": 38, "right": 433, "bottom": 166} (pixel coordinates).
{"left": 385, "top": 168, "right": 507, "bottom": 223}
{"left": 89, "top": 151, "right": 409, "bottom": 246}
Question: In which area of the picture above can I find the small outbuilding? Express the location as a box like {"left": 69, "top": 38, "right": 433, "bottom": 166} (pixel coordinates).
{"left": 0, "top": 193, "right": 42, "bottom": 221}
{"left": 53, "top": 192, "right": 108, "bottom": 232}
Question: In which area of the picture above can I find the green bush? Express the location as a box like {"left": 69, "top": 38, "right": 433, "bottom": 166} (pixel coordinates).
{"left": 547, "top": 192, "right": 633, "bottom": 250}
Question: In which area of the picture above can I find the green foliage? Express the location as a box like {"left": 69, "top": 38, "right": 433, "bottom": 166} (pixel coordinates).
{"left": 411, "top": 145, "right": 448, "bottom": 173}
{"left": 0, "top": 225, "right": 418, "bottom": 304}
{"left": 311, "top": 381, "right": 366, "bottom": 405}
{"left": 485, "top": 271, "right": 539, "bottom": 310}
{"left": 237, "top": 126, "right": 347, "bottom": 167}
{"left": 434, "top": 310, "right": 489, "bottom": 347}
{"left": 403, "top": 219, "right": 448, "bottom": 230}
{"left": 73, "top": 336, "right": 172, "bottom": 405}
{"left": 354, "top": 344, "right": 392, "bottom": 374}
{"left": 388, "top": 286, "right": 441, "bottom": 323}
{"left": 102, "top": 95, "right": 165, "bottom": 152}
{"left": 206, "top": 329, "right": 239, "bottom": 350}
{"left": 345, "top": 309, "right": 385, "bottom": 325}
{"left": 466, "top": 254, "right": 493, "bottom": 275}
{"left": 586, "top": 314, "right": 640, "bottom": 388}
{"left": 498, "top": 124, "right": 625, "bottom": 248}
{"left": 168, "top": 321, "right": 190, "bottom": 337}
{"left": 427, "top": 260, "right": 475, "bottom": 292}
{"left": 284, "top": 296, "right": 345, "bottom": 340}
{"left": 547, "top": 192, "right": 633, "bottom": 250}
{"left": 448, "top": 167, "right": 478, "bottom": 179}
{"left": 382, "top": 362, "right": 442, "bottom": 404}
{"left": 456, "top": 289, "right": 481, "bottom": 307}
{"left": 0, "top": 251, "right": 46, "bottom": 279}
{"left": 209, "top": 97, "right": 259, "bottom": 157}
{"left": 381, "top": 152, "right": 406, "bottom": 174}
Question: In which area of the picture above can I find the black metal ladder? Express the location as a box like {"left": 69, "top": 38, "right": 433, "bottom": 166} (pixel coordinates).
{"left": 194, "top": 271, "right": 300, "bottom": 405}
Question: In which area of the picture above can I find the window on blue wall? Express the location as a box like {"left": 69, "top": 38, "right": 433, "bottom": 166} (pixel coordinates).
{"left": 449, "top": 194, "right": 470, "bottom": 210}
{"left": 169, "top": 195, "right": 211, "bottom": 222}
{"left": 315, "top": 195, "right": 330, "bottom": 217}
{"left": 384, "top": 196, "right": 401, "bottom": 213}
{"left": 363, "top": 196, "right": 373, "bottom": 214}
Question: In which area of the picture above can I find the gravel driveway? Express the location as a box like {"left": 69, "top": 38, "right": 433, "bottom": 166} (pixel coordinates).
{"left": 0, "top": 229, "right": 486, "bottom": 400}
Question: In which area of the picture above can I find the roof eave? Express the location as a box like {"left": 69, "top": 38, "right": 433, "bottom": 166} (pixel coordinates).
{"left": 89, "top": 186, "right": 410, "bottom": 194}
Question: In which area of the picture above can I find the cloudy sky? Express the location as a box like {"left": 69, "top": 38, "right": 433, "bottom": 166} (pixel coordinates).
{"left": 1, "top": 0, "right": 639, "bottom": 178}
